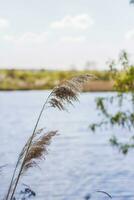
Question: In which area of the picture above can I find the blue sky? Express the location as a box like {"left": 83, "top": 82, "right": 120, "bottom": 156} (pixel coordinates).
{"left": 0, "top": 0, "right": 134, "bottom": 69}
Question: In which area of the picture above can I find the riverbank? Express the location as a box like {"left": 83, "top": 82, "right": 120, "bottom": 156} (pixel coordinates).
{"left": 0, "top": 69, "right": 114, "bottom": 91}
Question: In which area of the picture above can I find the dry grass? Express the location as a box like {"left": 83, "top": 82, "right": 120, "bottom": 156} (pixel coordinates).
{"left": 48, "top": 74, "right": 95, "bottom": 110}
{"left": 23, "top": 130, "right": 57, "bottom": 172}
{"left": 5, "top": 74, "right": 94, "bottom": 200}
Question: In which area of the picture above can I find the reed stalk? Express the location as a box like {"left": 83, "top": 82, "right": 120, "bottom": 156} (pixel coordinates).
{"left": 5, "top": 74, "right": 94, "bottom": 200}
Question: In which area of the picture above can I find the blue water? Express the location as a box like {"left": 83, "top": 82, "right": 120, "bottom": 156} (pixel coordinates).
{"left": 0, "top": 91, "right": 134, "bottom": 200}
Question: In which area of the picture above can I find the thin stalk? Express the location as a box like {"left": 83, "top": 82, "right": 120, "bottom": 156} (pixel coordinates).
{"left": 6, "top": 92, "right": 53, "bottom": 200}
{"left": 5, "top": 74, "right": 91, "bottom": 200}
{"left": 5, "top": 159, "right": 20, "bottom": 200}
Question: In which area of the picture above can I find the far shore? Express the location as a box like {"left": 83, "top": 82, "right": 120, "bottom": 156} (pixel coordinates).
{"left": 0, "top": 80, "right": 115, "bottom": 92}
{"left": 0, "top": 69, "right": 115, "bottom": 91}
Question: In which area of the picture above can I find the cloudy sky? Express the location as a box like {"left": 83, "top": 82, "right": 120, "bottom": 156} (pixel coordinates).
{"left": 0, "top": 0, "right": 134, "bottom": 69}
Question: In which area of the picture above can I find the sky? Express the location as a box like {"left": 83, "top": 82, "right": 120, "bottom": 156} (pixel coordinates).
{"left": 0, "top": 0, "right": 134, "bottom": 70}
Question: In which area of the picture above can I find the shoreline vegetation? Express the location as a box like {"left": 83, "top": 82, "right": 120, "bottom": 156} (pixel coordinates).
{"left": 0, "top": 69, "right": 115, "bottom": 91}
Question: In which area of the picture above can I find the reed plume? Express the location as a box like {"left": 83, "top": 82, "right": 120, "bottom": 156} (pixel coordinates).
{"left": 48, "top": 74, "right": 94, "bottom": 110}
{"left": 22, "top": 130, "right": 57, "bottom": 173}
{"left": 5, "top": 74, "right": 94, "bottom": 200}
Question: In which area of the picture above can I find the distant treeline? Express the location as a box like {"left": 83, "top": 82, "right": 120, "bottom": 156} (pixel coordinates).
{"left": 0, "top": 69, "right": 114, "bottom": 91}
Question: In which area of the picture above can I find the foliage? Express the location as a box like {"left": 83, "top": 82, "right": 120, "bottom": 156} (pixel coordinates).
{"left": 89, "top": 50, "right": 134, "bottom": 154}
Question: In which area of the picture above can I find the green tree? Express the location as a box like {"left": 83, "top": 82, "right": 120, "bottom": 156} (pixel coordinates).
{"left": 90, "top": 51, "right": 134, "bottom": 154}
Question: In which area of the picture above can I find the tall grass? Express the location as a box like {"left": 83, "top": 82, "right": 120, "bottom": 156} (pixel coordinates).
{"left": 4, "top": 74, "right": 94, "bottom": 200}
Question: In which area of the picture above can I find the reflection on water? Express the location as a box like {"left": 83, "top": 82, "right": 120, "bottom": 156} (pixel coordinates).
{"left": 0, "top": 91, "right": 134, "bottom": 200}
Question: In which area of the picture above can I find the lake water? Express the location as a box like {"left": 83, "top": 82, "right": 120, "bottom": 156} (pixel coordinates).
{"left": 0, "top": 91, "right": 134, "bottom": 200}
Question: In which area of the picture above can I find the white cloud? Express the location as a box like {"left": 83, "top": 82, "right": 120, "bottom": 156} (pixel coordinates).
{"left": 3, "top": 32, "right": 48, "bottom": 45}
{"left": 0, "top": 18, "right": 10, "bottom": 29}
{"left": 125, "top": 29, "right": 134, "bottom": 40}
{"left": 61, "top": 36, "right": 86, "bottom": 43}
{"left": 50, "top": 14, "right": 94, "bottom": 30}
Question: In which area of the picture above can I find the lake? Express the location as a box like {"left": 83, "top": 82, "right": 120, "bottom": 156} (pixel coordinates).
{"left": 0, "top": 91, "right": 134, "bottom": 200}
